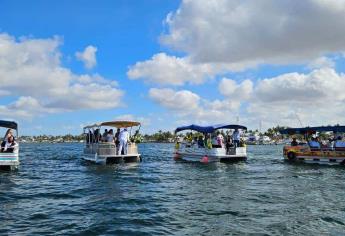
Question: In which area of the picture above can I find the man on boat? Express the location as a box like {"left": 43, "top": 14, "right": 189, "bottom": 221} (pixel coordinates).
{"left": 119, "top": 128, "right": 129, "bottom": 155}
{"left": 291, "top": 137, "right": 298, "bottom": 146}
{"left": 232, "top": 129, "right": 240, "bottom": 147}
{"left": 115, "top": 128, "right": 120, "bottom": 154}
{"left": 102, "top": 129, "right": 108, "bottom": 142}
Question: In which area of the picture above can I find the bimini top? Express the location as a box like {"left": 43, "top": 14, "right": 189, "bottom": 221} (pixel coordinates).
{"left": 84, "top": 120, "right": 141, "bottom": 129}
{"left": 0, "top": 120, "right": 18, "bottom": 130}
{"left": 175, "top": 124, "right": 247, "bottom": 133}
{"left": 280, "top": 125, "right": 345, "bottom": 135}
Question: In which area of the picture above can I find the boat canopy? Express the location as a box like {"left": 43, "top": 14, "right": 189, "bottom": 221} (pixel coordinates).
{"left": 0, "top": 120, "right": 18, "bottom": 130}
{"left": 175, "top": 124, "right": 247, "bottom": 134}
{"left": 280, "top": 125, "right": 345, "bottom": 135}
{"left": 84, "top": 120, "right": 141, "bottom": 129}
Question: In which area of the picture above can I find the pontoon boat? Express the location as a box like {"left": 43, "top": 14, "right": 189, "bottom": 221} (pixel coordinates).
{"left": 83, "top": 121, "right": 141, "bottom": 164}
{"left": 174, "top": 124, "right": 247, "bottom": 163}
{"left": 0, "top": 120, "right": 19, "bottom": 170}
{"left": 281, "top": 126, "right": 345, "bottom": 165}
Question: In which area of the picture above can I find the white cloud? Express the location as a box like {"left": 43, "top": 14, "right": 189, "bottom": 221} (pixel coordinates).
{"left": 219, "top": 78, "right": 253, "bottom": 100}
{"left": 115, "top": 114, "right": 151, "bottom": 127}
{"left": 248, "top": 68, "right": 345, "bottom": 128}
{"left": 127, "top": 53, "right": 214, "bottom": 85}
{"left": 307, "top": 56, "right": 335, "bottom": 69}
{"left": 0, "top": 33, "right": 123, "bottom": 119}
{"left": 127, "top": 53, "right": 256, "bottom": 86}
{"left": 254, "top": 68, "right": 345, "bottom": 103}
{"left": 148, "top": 68, "right": 345, "bottom": 129}
{"left": 148, "top": 88, "right": 241, "bottom": 124}
{"left": 161, "top": 0, "right": 345, "bottom": 65}
{"left": 75, "top": 45, "right": 97, "bottom": 69}
{"left": 149, "top": 88, "right": 200, "bottom": 110}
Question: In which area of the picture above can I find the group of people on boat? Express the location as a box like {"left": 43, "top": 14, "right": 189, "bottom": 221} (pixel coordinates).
{"left": 0, "top": 129, "right": 18, "bottom": 153}
{"left": 184, "top": 128, "right": 245, "bottom": 153}
{"left": 290, "top": 135, "right": 345, "bottom": 149}
{"left": 86, "top": 128, "right": 130, "bottom": 155}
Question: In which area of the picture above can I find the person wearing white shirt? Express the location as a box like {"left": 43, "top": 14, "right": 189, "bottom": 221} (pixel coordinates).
{"left": 1, "top": 136, "right": 18, "bottom": 153}
{"left": 119, "top": 128, "right": 129, "bottom": 155}
{"left": 106, "top": 129, "right": 115, "bottom": 143}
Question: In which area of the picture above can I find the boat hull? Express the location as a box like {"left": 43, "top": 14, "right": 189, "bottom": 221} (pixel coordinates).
{"left": 82, "top": 153, "right": 141, "bottom": 165}
{"left": 175, "top": 146, "right": 247, "bottom": 163}
{"left": 0, "top": 153, "right": 19, "bottom": 170}
{"left": 283, "top": 145, "right": 345, "bottom": 165}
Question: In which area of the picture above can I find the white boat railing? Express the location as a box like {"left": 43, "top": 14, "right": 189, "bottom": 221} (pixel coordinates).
{"left": 84, "top": 142, "right": 138, "bottom": 156}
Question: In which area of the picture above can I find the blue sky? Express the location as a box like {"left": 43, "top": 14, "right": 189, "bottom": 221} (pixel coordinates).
{"left": 1, "top": 0, "right": 345, "bottom": 135}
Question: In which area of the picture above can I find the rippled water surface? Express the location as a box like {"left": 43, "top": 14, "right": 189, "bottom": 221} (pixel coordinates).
{"left": 1, "top": 143, "right": 345, "bottom": 235}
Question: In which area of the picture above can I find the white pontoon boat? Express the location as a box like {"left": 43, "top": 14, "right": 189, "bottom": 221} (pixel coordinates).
{"left": 0, "top": 120, "right": 19, "bottom": 170}
{"left": 174, "top": 124, "right": 247, "bottom": 163}
{"left": 82, "top": 121, "right": 141, "bottom": 164}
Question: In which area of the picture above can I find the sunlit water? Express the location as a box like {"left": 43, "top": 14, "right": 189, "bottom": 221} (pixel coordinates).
{"left": 1, "top": 143, "right": 345, "bottom": 235}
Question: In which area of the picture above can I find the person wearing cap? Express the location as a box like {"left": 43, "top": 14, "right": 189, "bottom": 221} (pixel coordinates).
{"left": 119, "top": 128, "right": 129, "bottom": 155}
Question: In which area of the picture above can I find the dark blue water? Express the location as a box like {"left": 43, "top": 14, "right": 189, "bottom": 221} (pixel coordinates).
{"left": 1, "top": 143, "right": 345, "bottom": 235}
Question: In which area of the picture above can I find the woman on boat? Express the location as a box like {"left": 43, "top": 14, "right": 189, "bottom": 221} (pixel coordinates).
{"left": 1, "top": 136, "right": 18, "bottom": 153}
{"left": 3, "top": 129, "right": 13, "bottom": 141}
{"left": 106, "top": 129, "right": 115, "bottom": 143}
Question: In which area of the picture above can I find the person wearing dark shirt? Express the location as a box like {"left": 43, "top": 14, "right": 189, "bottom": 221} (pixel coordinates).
{"left": 291, "top": 137, "right": 298, "bottom": 146}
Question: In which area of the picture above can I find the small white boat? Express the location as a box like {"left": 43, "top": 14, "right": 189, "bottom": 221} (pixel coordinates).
{"left": 174, "top": 124, "right": 247, "bottom": 163}
{"left": 0, "top": 120, "right": 19, "bottom": 170}
{"left": 82, "top": 120, "right": 141, "bottom": 164}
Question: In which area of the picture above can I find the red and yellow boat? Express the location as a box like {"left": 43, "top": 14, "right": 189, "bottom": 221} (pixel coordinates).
{"left": 281, "top": 126, "right": 345, "bottom": 165}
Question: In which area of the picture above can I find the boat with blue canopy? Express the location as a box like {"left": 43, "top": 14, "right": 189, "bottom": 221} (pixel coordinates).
{"left": 0, "top": 120, "right": 19, "bottom": 170}
{"left": 280, "top": 125, "right": 345, "bottom": 165}
{"left": 174, "top": 124, "right": 247, "bottom": 163}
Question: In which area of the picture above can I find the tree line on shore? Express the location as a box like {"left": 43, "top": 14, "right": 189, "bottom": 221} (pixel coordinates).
{"left": 18, "top": 126, "right": 290, "bottom": 143}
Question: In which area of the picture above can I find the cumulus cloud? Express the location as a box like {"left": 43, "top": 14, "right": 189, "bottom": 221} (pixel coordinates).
{"left": 307, "top": 56, "right": 335, "bottom": 69}
{"left": 161, "top": 0, "right": 345, "bottom": 65}
{"left": 75, "top": 45, "right": 97, "bottom": 69}
{"left": 148, "top": 68, "right": 345, "bottom": 129}
{"left": 148, "top": 88, "right": 241, "bottom": 124}
{"left": 248, "top": 68, "right": 345, "bottom": 128}
{"left": 219, "top": 78, "right": 253, "bottom": 100}
{"left": 128, "top": 53, "right": 215, "bottom": 85}
{"left": 127, "top": 53, "right": 255, "bottom": 86}
{"left": 149, "top": 88, "right": 200, "bottom": 110}
{"left": 115, "top": 114, "right": 151, "bottom": 127}
{"left": 0, "top": 33, "right": 123, "bottom": 119}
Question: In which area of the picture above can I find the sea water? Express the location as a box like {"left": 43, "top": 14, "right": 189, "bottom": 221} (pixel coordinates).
{"left": 1, "top": 143, "right": 345, "bottom": 235}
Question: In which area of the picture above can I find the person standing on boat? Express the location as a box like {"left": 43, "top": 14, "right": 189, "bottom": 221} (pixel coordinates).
{"left": 115, "top": 128, "right": 121, "bottom": 154}
{"left": 232, "top": 129, "right": 240, "bottom": 147}
{"left": 119, "top": 128, "right": 129, "bottom": 155}
{"left": 102, "top": 129, "right": 108, "bottom": 142}
{"left": 216, "top": 132, "right": 224, "bottom": 148}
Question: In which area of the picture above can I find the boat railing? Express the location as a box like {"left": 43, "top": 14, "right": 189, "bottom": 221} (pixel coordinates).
{"left": 85, "top": 142, "right": 139, "bottom": 155}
